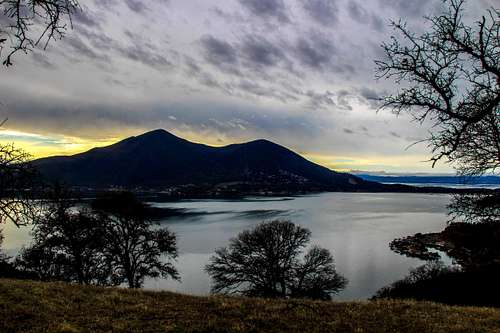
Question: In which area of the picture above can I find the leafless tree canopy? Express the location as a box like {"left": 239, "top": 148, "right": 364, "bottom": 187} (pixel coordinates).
{"left": 92, "top": 192, "right": 179, "bottom": 289}
{"left": 376, "top": 0, "right": 499, "bottom": 176}
{"left": 0, "top": 0, "right": 79, "bottom": 66}
{"left": 205, "top": 220, "right": 347, "bottom": 300}
{"left": 16, "top": 186, "right": 116, "bottom": 285}
{"left": 448, "top": 192, "right": 500, "bottom": 224}
{"left": 0, "top": 143, "right": 38, "bottom": 226}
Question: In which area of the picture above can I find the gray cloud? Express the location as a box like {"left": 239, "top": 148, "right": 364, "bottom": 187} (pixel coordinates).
{"left": 124, "top": 0, "right": 149, "bottom": 13}
{"left": 200, "top": 35, "right": 238, "bottom": 68}
{"left": 294, "top": 34, "right": 336, "bottom": 70}
{"left": 64, "top": 35, "right": 110, "bottom": 63}
{"left": 240, "top": 35, "right": 287, "bottom": 68}
{"left": 347, "top": 1, "right": 385, "bottom": 32}
{"left": 30, "top": 52, "right": 57, "bottom": 69}
{"left": 306, "top": 90, "right": 336, "bottom": 110}
{"left": 0, "top": 83, "right": 319, "bottom": 142}
{"left": 378, "top": 0, "right": 433, "bottom": 18}
{"left": 302, "top": 0, "right": 339, "bottom": 27}
{"left": 3, "top": 0, "right": 493, "bottom": 172}
{"left": 72, "top": 9, "right": 102, "bottom": 28}
{"left": 358, "top": 87, "right": 384, "bottom": 109}
{"left": 238, "top": 0, "right": 289, "bottom": 22}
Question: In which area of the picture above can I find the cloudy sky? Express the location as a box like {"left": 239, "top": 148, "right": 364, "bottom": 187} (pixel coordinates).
{"left": 0, "top": 0, "right": 495, "bottom": 173}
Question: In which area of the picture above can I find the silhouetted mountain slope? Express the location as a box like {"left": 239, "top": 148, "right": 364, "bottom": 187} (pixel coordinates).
{"left": 33, "top": 129, "right": 379, "bottom": 191}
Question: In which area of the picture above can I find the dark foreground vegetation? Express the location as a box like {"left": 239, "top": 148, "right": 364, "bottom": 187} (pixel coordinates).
{"left": 373, "top": 262, "right": 500, "bottom": 308}
{"left": 380, "top": 215, "right": 500, "bottom": 307}
{"left": 2, "top": 279, "right": 500, "bottom": 333}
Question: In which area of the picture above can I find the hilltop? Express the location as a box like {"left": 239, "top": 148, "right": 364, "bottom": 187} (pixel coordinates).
{"left": 1, "top": 279, "right": 499, "bottom": 333}
{"left": 33, "top": 129, "right": 378, "bottom": 193}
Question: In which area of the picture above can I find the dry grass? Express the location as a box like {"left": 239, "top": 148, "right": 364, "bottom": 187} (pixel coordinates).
{"left": 1, "top": 279, "right": 500, "bottom": 333}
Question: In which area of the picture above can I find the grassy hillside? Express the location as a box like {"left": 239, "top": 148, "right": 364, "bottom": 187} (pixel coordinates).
{"left": 1, "top": 279, "right": 500, "bottom": 333}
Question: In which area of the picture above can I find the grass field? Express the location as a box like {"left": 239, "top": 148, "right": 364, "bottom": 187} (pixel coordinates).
{"left": 1, "top": 279, "right": 500, "bottom": 333}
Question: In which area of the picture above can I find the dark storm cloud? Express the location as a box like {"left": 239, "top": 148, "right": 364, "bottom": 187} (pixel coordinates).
{"left": 240, "top": 35, "right": 287, "bottom": 68}
{"left": 72, "top": 9, "right": 102, "bottom": 28}
{"left": 200, "top": 35, "right": 238, "bottom": 68}
{"left": 347, "top": 1, "right": 385, "bottom": 32}
{"left": 238, "top": 0, "right": 289, "bottom": 22}
{"left": 358, "top": 87, "right": 385, "bottom": 109}
{"left": 117, "top": 44, "right": 172, "bottom": 69}
{"left": 294, "top": 35, "right": 335, "bottom": 70}
{"left": 69, "top": 22, "right": 172, "bottom": 71}
{"left": 0, "top": 84, "right": 320, "bottom": 140}
{"left": 378, "top": 0, "right": 433, "bottom": 18}
{"left": 359, "top": 87, "right": 381, "bottom": 101}
{"left": 302, "top": 0, "right": 339, "bottom": 27}
{"left": 306, "top": 90, "right": 336, "bottom": 110}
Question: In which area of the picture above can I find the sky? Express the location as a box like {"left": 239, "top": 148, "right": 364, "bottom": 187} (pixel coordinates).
{"left": 0, "top": 0, "right": 496, "bottom": 173}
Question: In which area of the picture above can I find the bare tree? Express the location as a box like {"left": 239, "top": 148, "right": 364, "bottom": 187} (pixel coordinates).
{"left": 93, "top": 192, "right": 179, "bottom": 289}
{"left": 448, "top": 192, "right": 500, "bottom": 224}
{"left": 291, "top": 246, "right": 348, "bottom": 300}
{"left": 0, "top": 142, "right": 38, "bottom": 226}
{"left": 17, "top": 189, "right": 117, "bottom": 285}
{"left": 0, "top": 0, "right": 79, "bottom": 66}
{"left": 205, "top": 220, "right": 347, "bottom": 300}
{"left": 376, "top": 0, "right": 499, "bottom": 177}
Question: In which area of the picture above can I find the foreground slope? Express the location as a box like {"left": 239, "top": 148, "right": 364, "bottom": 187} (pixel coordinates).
{"left": 1, "top": 279, "right": 500, "bottom": 333}
{"left": 33, "top": 129, "right": 375, "bottom": 191}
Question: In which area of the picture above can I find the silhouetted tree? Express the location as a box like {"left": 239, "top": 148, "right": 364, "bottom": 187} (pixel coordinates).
{"left": 373, "top": 261, "right": 500, "bottom": 307}
{"left": 93, "top": 192, "right": 179, "bottom": 289}
{"left": 0, "top": 0, "right": 79, "bottom": 66}
{"left": 376, "top": 0, "right": 499, "bottom": 176}
{"left": 16, "top": 187, "right": 115, "bottom": 285}
{"left": 448, "top": 192, "right": 500, "bottom": 224}
{"left": 205, "top": 220, "right": 347, "bottom": 300}
{"left": 290, "top": 246, "right": 348, "bottom": 300}
{"left": 15, "top": 240, "right": 70, "bottom": 281}
{"left": 0, "top": 142, "right": 39, "bottom": 227}
{"left": 377, "top": 0, "right": 499, "bottom": 226}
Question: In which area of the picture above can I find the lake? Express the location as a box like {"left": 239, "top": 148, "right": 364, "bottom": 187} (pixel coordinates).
{"left": 2, "top": 192, "right": 452, "bottom": 300}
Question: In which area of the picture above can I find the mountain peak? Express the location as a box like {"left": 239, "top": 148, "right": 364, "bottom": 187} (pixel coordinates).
{"left": 131, "top": 129, "right": 187, "bottom": 143}
{"left": 33, "top": 130, "right": 373, "bottom": 191}
{"left": 138, "top": 129, "right": 175, "bottom": 138}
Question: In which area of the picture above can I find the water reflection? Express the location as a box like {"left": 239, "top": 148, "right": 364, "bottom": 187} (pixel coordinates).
{"left": 3, "top": 192, "right": 451, "bottom": 300}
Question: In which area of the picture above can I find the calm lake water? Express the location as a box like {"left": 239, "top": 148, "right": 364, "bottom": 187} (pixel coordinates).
{"left": 2, "top": 192, "right": 452, "bottom": 300}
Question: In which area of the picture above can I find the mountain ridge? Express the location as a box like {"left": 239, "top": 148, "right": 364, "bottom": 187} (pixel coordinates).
{"left": 33, "top": 129, "right": 375, "bottom": 192}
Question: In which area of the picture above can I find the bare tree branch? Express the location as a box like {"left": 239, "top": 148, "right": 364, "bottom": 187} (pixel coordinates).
{"left": 0, "top": 0, "right": 79, "bottom": 66}
{"left": 376, "top": 0, "right": 499, "bottom": 176}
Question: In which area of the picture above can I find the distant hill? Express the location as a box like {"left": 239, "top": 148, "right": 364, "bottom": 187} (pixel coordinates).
{"left": 357, "top": 174, "right": 500, "bottom": 189}
{"left": 33, "top": 129, "right": 380, "bottom": 192}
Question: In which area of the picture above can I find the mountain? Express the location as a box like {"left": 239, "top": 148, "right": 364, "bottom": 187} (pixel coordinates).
{"left": 33, "top": 129, "right": 380, "bottom": 192}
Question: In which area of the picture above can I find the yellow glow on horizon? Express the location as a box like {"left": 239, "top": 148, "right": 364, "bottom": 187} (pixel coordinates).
{"left": 303, "top": 152, "right": 440, "bottom": 173}
{"left": 0, "top": 130, "right": 119, "bottom": 159}
{"left": 1, "top": 129, "right": 442, "bottom": 173}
